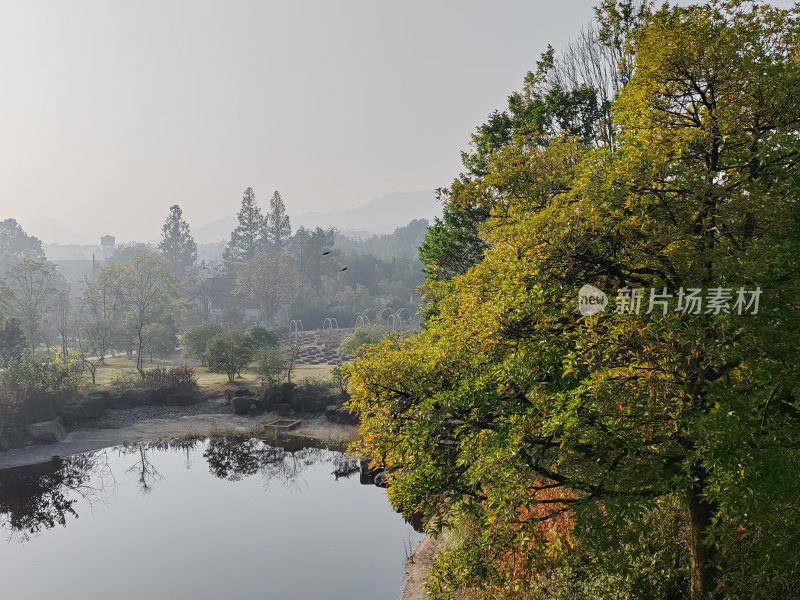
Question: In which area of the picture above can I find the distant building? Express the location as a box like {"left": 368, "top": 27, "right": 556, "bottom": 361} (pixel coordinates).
{"left": 100, "top": 235, "right": 115, "bottom": 258}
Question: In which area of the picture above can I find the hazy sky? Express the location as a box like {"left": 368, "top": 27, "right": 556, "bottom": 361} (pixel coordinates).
{"left": 1, "top": 1, "right": 794, "bottom": 244}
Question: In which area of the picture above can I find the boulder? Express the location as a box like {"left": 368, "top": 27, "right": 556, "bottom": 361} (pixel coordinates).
{"left": 275, "top": 403, "right": 293, "bottom": 416}
{"left": 107, "top": 393, "right": 135, "bottom": 410}
{"left": 86, "top": 390, "right": 110, "bottom": 403}
{"left": 108, "top": 388, "right": 154, "bottom": 409}
{"left": 325, "top": 405, "right": 359, "bottom": 425}
{"left": 231, "top": 395, "right": 252, "bottom": 415}
{"left": 248, "top": 405, "right": 265, "bottom": 416}
{"left": 25, "top": 421, "right": 66, "bottom": 443}
{"left": 339, "top": 407, "right": 359, "bottom": 425}
{"left": 129, "top": 388, "right": 155, "bottom": 406}
{"left": 163, "top": 391, "right": 200, "bottom": 407}
{"left": 59, "top": 401, "right": 86, "bottom": 425}
{"left": 359, "top": 457, "right": 381, "bottom": 485}
{"left": 14, "top": 393, "right": 63, "bottom": 424}
{"left": 154, "top": 387, "right": 201, "bottom": 406}
{"left": 82, "top": 394, "right": 107, "bottom": 419}
{"left": 2, "top": 426, "right": 26, "bottom": 449}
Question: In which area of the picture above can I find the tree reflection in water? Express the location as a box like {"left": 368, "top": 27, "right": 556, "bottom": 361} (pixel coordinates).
{"left": 0, "top": 435, "right": 359, "bottom": 540}
{"left": 0, "top": 452, "right": 115, "bottom": 541}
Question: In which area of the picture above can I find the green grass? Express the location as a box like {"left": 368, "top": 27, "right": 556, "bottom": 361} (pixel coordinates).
{"left": 85, "top": 356, "right": 335, "bottom": 395}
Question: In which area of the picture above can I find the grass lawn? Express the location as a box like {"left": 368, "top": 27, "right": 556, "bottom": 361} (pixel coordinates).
{"left": 87, "top": 356, "right": 335, "bottom": 395}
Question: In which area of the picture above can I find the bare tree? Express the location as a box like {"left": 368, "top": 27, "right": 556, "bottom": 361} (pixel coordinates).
{"left": 120, "top": 254, "right": 180, "bottom": 376}
{"left": 234, "top": 251, "right": 304, "bottom": 324}
{"left": 189, "top": 260, "right": 224, "bottom": 321}
{"left": 79, "top": 265, "right": 128, "bottom": 362}
{"left": 77, "top": 320, "right": 109, "bottom": 385}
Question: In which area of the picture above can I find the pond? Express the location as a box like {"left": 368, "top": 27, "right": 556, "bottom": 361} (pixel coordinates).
{"left": 0, "top": 436, "right": 422, "bottom": 600}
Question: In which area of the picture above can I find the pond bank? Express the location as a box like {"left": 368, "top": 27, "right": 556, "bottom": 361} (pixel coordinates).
{"left": 0, "top": 404, "right": 358, "bottom": 471}
{"left": 403, "top": 534, "right": 441, "bottom": 600}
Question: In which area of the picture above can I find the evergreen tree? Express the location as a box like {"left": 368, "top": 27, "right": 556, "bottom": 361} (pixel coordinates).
{"left": 265, "top": 190, "right": 291, "bottom": 250}
{"left": 158, "top": 205, "right": 197, "bottom": 275}
{"left": 224, "top": 187, "right": 266, "bottom": 265}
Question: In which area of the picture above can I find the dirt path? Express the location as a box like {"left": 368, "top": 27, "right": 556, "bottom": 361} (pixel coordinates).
{"left": 0, "top": 409, "right": 358, "bottom": 471}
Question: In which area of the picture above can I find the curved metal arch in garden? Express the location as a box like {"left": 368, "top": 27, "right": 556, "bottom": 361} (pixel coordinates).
{"left": 387, "top": 313, "right": 400, "bottom": 332}
{"left": 289, "top": 319, "right": 304, "bottom": 347}
{"left": 322, "top": 317, "right": 340, "bottom": 346}
{"left": 394, "top": 307, "right": 411, "bottom": 326}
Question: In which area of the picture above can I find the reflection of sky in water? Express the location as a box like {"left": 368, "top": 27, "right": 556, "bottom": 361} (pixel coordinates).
{"left": 0, "top": 440, "right": 422, "bottom": 600}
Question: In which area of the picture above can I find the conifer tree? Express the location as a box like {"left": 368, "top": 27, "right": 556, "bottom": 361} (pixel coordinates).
{"left": 265, "top": 190, "right": 291, "bottom": 250}
{"left": 223, "top": 187, "right": 267, "bottom": 265}
{"left": 158, "top": 204, "right": 197, "bottom": 275}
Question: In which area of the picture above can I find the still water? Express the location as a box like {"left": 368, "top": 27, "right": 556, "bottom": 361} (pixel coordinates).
{"left": 0, "top": 437, "right": 422, "bottom": 600}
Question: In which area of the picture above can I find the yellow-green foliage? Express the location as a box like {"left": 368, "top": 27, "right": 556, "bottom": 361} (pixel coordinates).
{"left": 347, "top": 3, "right": 800, "bottom": 598}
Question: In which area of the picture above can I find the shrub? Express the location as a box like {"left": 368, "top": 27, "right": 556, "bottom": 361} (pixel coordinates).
{"left": 206, "top": 332, "right": 254, "bottom": 383}
{"left": 339, "top": 325, "right": 387, "bottom": 357}
{"left": 246, "top": 326, "right": 279, "bottom": 350}
{"left": 110, "top": 371, "right": 142, "bottom": 392}
{"left": 331, "top": 365, "right": 350, "bottom": 396}
{"left": 0, "top": 351, "right": 81, "bottom": 424}
{"left": 254, "top": 345, "right": 292, "bottom": 387}
{"left": 0, "top": 352, "right": 80, "bottom": 400}
{"left": 141, "top": 366, "right": 197, "bottom": 390}
{"left": 182, "top": 322, "right": 224, "bottom": 365}
{"left": 297, "top": 377, "right": 338, "bottom": 397}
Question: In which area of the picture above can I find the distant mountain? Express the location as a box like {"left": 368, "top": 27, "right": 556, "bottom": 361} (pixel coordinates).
{"left": 193, "top": 190, "right": 441, "bottom": 244}
{"left": 192, "top": 216, "right": 237, "bottom": 245}
{"left": 292, "top": 190, "right": 441, "bottom": 236}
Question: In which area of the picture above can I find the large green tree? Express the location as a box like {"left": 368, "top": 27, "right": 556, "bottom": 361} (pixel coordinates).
{"left": 419, "top": 1, "right": 652, "bottom": 288}
{"left": 265, "top": 190, "right": 291, "bottom": 250}
{"left": 158, "top": 204, "right": 197, "bottom": 276}
{"left": 223, "top": 187, "right": 267, "bottom": 265}
{"left": 348, "top": 3, "right": 800, "bottom": 599}
{"left": 291, "top": 226, "right": 335, "bottom": 295}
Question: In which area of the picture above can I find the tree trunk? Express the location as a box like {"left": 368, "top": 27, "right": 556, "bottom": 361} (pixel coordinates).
{"left": 687, "top": 465, "right": 720, "bottom": 600}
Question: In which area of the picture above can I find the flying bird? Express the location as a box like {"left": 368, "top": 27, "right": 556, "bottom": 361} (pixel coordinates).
{"left": 321, "top": 251, "right": 331, "bottom": 256}
{"left": 339, "top": 267, "right": 348, "bottom": 272}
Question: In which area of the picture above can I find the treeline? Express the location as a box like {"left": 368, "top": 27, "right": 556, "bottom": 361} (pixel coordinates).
{"left": 348, "top": 2, "right": 800, "bottom": 599}
{"left": 108, "top": 188, "right": 426, "bottom": 327}
{"left": 0, "top": 187, "right": 428, "bottom": 373}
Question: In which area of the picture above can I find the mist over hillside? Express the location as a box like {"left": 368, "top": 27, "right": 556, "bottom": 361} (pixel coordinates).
{"left": 193, "top": 190, "right": 439, "bottom": 244}
{"left": 25, "top": 190, "right": 440, "bottom": 260}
